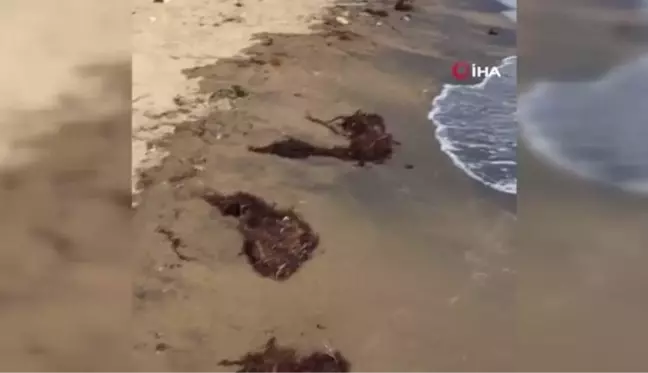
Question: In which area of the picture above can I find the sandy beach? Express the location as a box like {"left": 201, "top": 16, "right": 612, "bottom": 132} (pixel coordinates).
{"left": 0, "top": 0, "right": 517, "bottom": 370}
{"left": 133, "top": 0, "right": 516, "bottom": 371}
{"left": 0, "top": 0, "right": 644, "bottom": 371}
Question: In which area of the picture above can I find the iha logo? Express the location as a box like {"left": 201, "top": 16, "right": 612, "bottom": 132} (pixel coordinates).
{"left": 451, "top": 61, "right": 501, "bottom": 80}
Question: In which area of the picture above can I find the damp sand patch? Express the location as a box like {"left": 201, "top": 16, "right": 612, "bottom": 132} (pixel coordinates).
{"left": 220, "top": 337, "right": 350, "bottom": 372}
{"left": 250, "top": 110, "right": 398, "bottom": 166}
{"left": 203, "top": 191, "right": 319, "bottom": 281}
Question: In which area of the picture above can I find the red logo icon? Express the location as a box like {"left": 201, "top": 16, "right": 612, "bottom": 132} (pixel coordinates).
{"left": 452, "top": 61, "right": 471, "bottom": 80}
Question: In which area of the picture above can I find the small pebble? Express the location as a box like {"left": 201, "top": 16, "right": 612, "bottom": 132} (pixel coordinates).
{"left": 335, "top": 16, "right": 349, "bottom": 25}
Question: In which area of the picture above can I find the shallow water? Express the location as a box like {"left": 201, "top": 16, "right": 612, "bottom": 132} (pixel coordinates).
{"left": 517, "top": 0, "right": 648, "bottom": 195}
{"left": 428, "top": 0, "right": 517, "bottom": 194}
{"left": 428, "top": 56, "right": 517, "bottom": 194}
{"left": 518, "top": 54, "right": 648, "bottom": 194}
{"left": 498, "top": 0, "right": 516, "bottom": 21}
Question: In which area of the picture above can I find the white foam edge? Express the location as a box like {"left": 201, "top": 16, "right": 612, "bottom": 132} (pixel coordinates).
{"left": 428, "top": 56, "right": 518, "bottom": 195}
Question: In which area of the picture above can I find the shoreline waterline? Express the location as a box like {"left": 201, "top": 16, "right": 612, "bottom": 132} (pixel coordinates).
{"left": 428, "top": 55, "right": 517, "bottom": 195}
{"left": 428, "top": 0, "right": 517, "bottom": 196}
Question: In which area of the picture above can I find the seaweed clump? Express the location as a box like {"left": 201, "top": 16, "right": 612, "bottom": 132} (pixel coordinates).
{"left": 220, "top": 337, "right": 351, "bottom": 372}
{"left": 250, "top": 110, "right": 398, "bottom": 166}
{"left": 203, "top": 191, "right": 319, "bottom": 280}
{"left": 394, "top": 0, "right": 414, "bottom": 12}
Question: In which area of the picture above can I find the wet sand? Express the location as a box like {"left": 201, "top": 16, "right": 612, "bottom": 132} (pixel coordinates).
{"left": 518, "top": 0, "right": 648, "bottom": 370}
{"left": 134, "top": 0, "right": 516, "bottom": 371}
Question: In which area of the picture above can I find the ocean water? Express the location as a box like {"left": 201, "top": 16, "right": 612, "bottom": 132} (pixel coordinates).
{"left": 428, "top": 0, "right": 517, "bottom": 194}
{"left": 517, "top": 0, "right": 648, "bottom": 195}
{"left": 518, "top": 54, "right": 648, "bottom": 195}
{"left": 497, "top": 0, "right": 517, "bottom": 22}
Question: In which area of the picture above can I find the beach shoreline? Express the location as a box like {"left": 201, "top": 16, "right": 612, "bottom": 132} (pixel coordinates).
{"left": 133, "top": 0, "right": 517, "bottom": 370}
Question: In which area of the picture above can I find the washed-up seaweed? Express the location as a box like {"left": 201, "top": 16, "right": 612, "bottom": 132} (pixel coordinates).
{"left": 249, "top": 110, "right": 398, "bottom": 166}
{"left": 394, "top": 0, "right": 414, "bottom": 12}
{"left": 220, "top": 337, "right": 351, "bottom": 372}
{"left": 248, "top": 137, "right": 343, "bottom": 160}
{"left": 364, "top": 8, "right": 389, "bottom": 17}
{"left": 308, "top": 110, "right": 399, "bottom": 165}
{"left": 203, "top": 191, "right": 319, "bottom": 281}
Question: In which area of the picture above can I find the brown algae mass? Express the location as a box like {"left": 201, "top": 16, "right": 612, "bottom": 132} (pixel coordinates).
{"left": 220, "top": 337, "right": 351, "bottom": 372}
{"left": 203, "top": 191, "right": 319, "bottom": 280}
{"left": 250, "top": 110, "right": 398, "bottom": 166}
